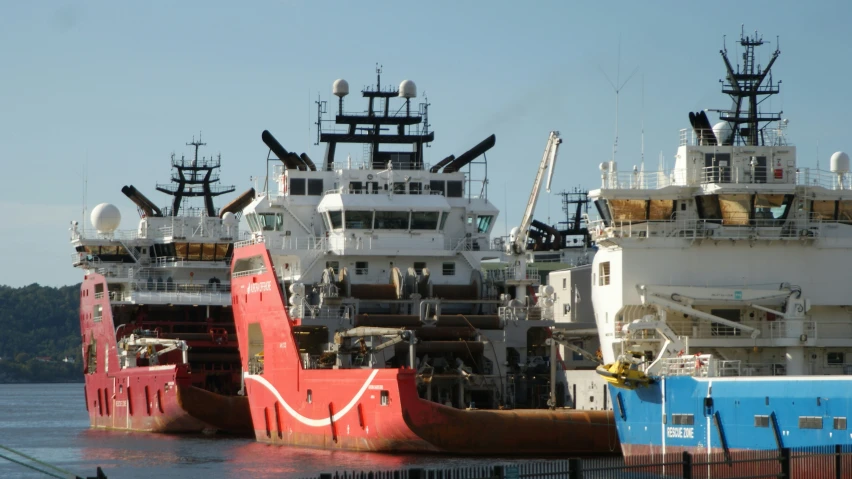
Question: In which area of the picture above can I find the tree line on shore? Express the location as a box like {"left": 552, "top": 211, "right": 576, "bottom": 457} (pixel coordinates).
{"left": 0, "top": 283, "right": 83, "bottom": 383}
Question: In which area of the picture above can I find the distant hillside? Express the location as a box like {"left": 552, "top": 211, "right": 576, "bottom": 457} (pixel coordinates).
{"left": 0, "top": 283, "right": 83, "bottom": 383}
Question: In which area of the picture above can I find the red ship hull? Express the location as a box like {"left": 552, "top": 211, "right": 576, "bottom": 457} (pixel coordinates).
{"left": 79, "top": 274, "right": 251, "bottom": 434}
{"left": 232, "top": 244, "right": 618, "bottom": 454}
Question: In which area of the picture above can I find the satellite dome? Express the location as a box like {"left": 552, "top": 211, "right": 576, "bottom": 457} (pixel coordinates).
{"left": 398, "top": 80, "right": 417, "bottom": 99}
{"left": 222, "top": 211, "right": 238, "bottom": 227}
{"left": 333, "top": 79, "right": 349, "bottom": 98}
{"left": 90, "top": 203, "right": 121, "bottom": 234}
{"left": 712, "top": 122, "right": 733, "bottom": 145}
{"left": 831, "top": 151, "right": 850, "bottom": 174}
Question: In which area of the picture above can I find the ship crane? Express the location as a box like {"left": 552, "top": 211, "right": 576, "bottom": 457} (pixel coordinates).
{"left": 506, "top": 131, "right": 561, "bottom": 304}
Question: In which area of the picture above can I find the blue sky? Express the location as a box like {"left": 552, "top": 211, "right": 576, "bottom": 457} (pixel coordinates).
{"left": 2, "top": 1, "right": 851, "bottom": 287}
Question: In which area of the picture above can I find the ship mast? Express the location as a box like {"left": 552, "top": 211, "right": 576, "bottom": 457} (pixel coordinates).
{"left": 156, "top": 135, "right": 236, "bottom": 216}
{"left": 719, "top": 28, "right": 782, "bottom": 146}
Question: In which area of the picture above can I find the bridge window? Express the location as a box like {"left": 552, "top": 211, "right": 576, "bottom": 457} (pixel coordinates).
{"left": 839, "top": 201, "right": 852, "bottom": 225}
{"left": 447, "top": 181, "right": 463, "bottom": 198}
{"left": 754, "top": 194, "right": 792, "bottom": 222}
{"left": 187, "top": 243, "right": 202, "bottom": 261}
{"left": 438, "top": 213, "right": 448, "bottom": 231}
{"left": 412, "top": 211, "right": 439, "bottom": 230}
{"left": 718, "top": 194, "right": 751, "bottom": 225}
{"left": 409, "top": 182, "right": 422, "bottom": 194}
{"left": 696, "top": 195, "right": 722, "bottom": 221}
{"left": 202, "top": 243, "right": 215, "bottom": 261}
{"left": 375, "top": 211, "right": 409, "bottom": 230}
{"left": 648, "top": 200, "right": 675, "bottom": 221}
{"left": 812, "top": 200, "right": 837, "bottom": 221}
{"left": 608, "top": 199, "right": 647, "bottom": 223}
{"left": 476, "top": 215, "right": 494, "bottom": 233}
{"left": 598, "top": 262, "right": 610, "bottom": 286}
{"left": 258, "top": 213, "right": 282, "bottom": 231}
{"left": 328, "top": 211, "right": 343, "bottom": 230}
{"left": 345, "top": 211, "right": 373, "bottom": 229}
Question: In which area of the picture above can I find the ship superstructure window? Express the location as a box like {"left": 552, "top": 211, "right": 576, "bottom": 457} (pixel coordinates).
{"left": 827, "top": 352, "right": 845, "bottom": 365}
{"left": 325, "top": 261, "right": 339, "bottom": 274}
{"left": 447, "top": 181, "right": 463, "bottom": 198}
{"left": 414, "top": 262, "right": 426, "bottom": 275}
{"left": 308, "top": 179, "right": 324, "bottom": 196}
{"left": 697, "top": 194, "right": 793, "bottom": 225}
{"left": 754, "top": 194, "right": 791, "bottom": 222}
{"left": 348, "top": 181, "right": 363, "bottom": 193}
{"left": 393, "top": 182, "right": 406, "bottom": 194}
{"left": 812, "top": 200, "right": 837, "bottom": 221}
{"left": 430, "top": 180, "right": 445, "bottom": 196}
{"left": 704, "top": 153, "right": 732, "bottom": 183}
{"left": 289, "top": 178, "right": 306, "bottom": 195}
{"left": 380, "top": 390, "right": 389, "bottom": 406}
{"left": 835, "top": 417, "right": 847, "bottom": 430}
{"left": 93, "top": 304, "right": 103, "bottom": 322}
{"left": 258, "top": 213, "right": 283, "bottom": 231}
{"left": 476, "top": 215, "right": 494, "bottom": 233}
{"left": 375, "top": 211, "right": 409, "bottom": 230}
{"left": 409, "top": 182, "right": 422, "bottom": 194}
{"left": 799, "top": 416, "right": 823, "bottom": 429}
{"left": 328, "top": 211, "right": 343, "bottom": 230}
{"left": 411, "top": 211, "right": 439, "bottom": 230}
{"left": 607, "top": 199, "right": 647, "bottom": 223}
{"left": 839, "top": 201, "right": 852, "bottom": 224}
{"left": 442, "top": 262, "right": 455, "bottom": 276}
{"left": 718, "top": 194, "right": 751, "bottom": 225}
{"left": 356, "top": 262, "right": 368, "bottom": 275}
{"left": 648, "top": 200, "right": 675, "bottom": 221}
{"left": 599, "top": 262, "right": 610, "bottom": 286}
{"left": 696, "top": 195, "right": 722, "bottom": 221}
{"left": 754, "top": 415, "right": 770, "bottom": 428}
{"left": 438, "top": 213, "right": 448, "bottom": 231}
{"left": 345, "top": 211, "right": 373, "bottom": 229}
{"left": 672, "top": 414, "right": 694, "bottom": 425}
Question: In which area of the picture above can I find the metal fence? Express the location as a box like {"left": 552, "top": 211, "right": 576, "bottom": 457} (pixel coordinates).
{"left": 307, "top": 446, "right": 852, "bottom": 479}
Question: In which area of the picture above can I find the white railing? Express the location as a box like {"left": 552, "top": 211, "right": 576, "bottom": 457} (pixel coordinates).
{"left": 667, "top": 319, "right": 819, "bottom": 341}
{"left": 235, "top": 237, "right": 263, "bottom": 249}
{"left": 590, "top": 217, "right": 823, "bottom": 242}
{"left": 797, "top": 168, "right": 852, "bottom": 191}
{"left": 660, "top": 355, "right": 741, "bottom": 378}
{"left": 232, "top": 267, "right": 266, "bottom": 278}
{"left": 678, "top": 128, "right": 788, "bottom": 148}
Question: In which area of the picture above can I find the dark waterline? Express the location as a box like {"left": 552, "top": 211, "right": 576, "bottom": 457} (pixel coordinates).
{"left": 0, "top": 384, "right": 611, "bottom": 478}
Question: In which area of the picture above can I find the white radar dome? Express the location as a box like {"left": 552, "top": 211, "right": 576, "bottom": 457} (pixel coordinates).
{"left": 398, "top": 80, "right": 417, "bottom": 99}
{"left": 90, "top": 203, "right": 121, "bottom": 234}
{"left": 830, "top": 151, "right": 850, "bottom": 174}
{"left": 712, "top": 121, "right": 733, "bottom": 145}
{"left": 222, "top": 211, "right": 238, "bottom": 227}
{"left": 333, "top": 79, "right": 349, "bottom": 97}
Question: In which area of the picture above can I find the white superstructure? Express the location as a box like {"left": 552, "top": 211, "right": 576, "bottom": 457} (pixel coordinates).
{"left": 591, "top": 32, "right": 852, "bottom": 379}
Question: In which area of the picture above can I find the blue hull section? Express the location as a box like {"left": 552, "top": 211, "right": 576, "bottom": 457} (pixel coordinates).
{"left": 611, "top": 376, "right": 852, "bottom": 456}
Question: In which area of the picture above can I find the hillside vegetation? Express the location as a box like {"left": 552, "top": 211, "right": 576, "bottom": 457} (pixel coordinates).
{"left": 0, "top": 283, "right": 82, "bottom": 383}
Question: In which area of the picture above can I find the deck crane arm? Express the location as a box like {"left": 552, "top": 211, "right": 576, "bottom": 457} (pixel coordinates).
{"left": 508, "top": 131, "right": 562, "bottom": 255}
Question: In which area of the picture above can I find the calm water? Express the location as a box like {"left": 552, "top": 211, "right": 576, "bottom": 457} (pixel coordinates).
{"left": 0, "top": 384, "right": 587, "bottom": 479}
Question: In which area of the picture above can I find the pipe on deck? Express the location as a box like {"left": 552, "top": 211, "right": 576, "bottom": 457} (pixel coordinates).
{"left": 121, "top": 185, "right": 163, "bottom": 217}
{"left": 262, "top": 130, "right": 306, "bottom": 170}
{"left": 442, "top": 134, "right": 496, "bottom": 173}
